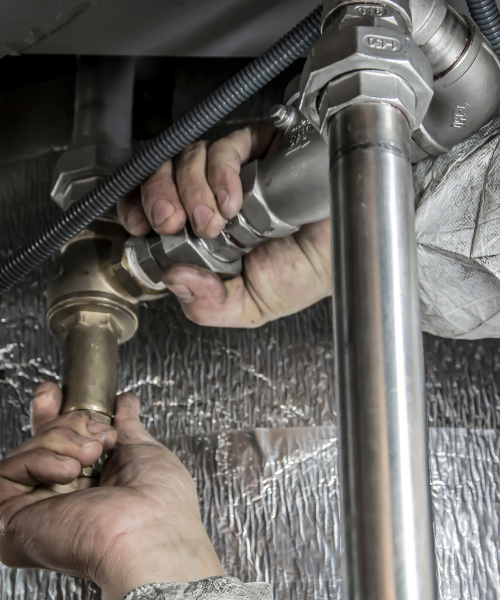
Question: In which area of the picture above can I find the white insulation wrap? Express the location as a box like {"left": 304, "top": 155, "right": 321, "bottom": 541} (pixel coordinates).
{"left": 415, "top": 118, "right": 500, "bottom": 339}
{"left": 1, "top": 124, "right": 500, "bottom": 599}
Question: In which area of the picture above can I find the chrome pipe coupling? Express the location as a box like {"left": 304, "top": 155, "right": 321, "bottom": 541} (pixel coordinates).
{"left": 410, "top": 0, "right": 500, "bottom": 158}
{"left": 299, "top": 0, "right": 433, "bottom": 136}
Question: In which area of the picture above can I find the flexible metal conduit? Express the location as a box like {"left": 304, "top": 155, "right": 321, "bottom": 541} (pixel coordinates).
{"left": 0, "top": 5, "right": 322, "bottom": 294}
{"left": 466, "top": 0, "right": 500, "bottom": 58}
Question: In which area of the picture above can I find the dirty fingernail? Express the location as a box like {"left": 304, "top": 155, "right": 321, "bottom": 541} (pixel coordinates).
{"left": 152, "top": 200, "right": 175, "bottom": 228}
{"left": 192, "top": 205, "right": 214, "bottom": 232}
{"left": 166, "top": 284, "right": 194, "bottom": 302}
{"left": 127, "top": 206, "right": 146, "bottom": 231}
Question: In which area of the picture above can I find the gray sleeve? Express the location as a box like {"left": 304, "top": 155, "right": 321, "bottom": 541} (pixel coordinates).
{"left": 121, "top": 576, "right": 272, "bottom": 600}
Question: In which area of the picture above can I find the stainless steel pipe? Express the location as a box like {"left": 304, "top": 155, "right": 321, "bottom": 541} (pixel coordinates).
{"left": 328, "top": 102, "right": 436, "bottom": 600}
{"left": 72, "top": 56, "right": 135, "bottom": 150}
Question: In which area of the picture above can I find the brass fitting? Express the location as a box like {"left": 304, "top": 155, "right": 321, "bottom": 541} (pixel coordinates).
{"left": 47, "top": 222, "right": 140, "bottom": 423}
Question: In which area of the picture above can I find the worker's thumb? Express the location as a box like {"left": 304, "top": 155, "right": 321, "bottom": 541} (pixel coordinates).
{"left": 113, "top": 393, "right": 155, "bottom": 444}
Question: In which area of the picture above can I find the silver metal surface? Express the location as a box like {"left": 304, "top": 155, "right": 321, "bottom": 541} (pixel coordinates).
{"left": 410, "top": 0, "right": 448, "bottom": 46}
{"left": 328, "top": 103, "right": 436, "bottom": 600}
{"left": 299, "top": 1, "right": 433, "bottom": 133}
{"left": 318, "top": 69, "right": 417, "bottom": 132}
{"left": 413, "top": 13, "right": 500, "bottom": 157}
{"left": 51, "top": 57, "right": 134, "bottom": 211}
{"left": 2, "top": 151, "right": 500, "bottom": 600}
{"left": 419, "top": 6, "right": 468, "bottom": 74}
{"left": 147, "top": 225, "right": 243, "bottom": 281}
{"left": 127, "top": 107, "right": 329, "bottom": 285}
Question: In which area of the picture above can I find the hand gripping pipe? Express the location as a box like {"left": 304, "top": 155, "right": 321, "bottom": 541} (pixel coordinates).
{"left": 0, "top": 5, "right": 322, "bottom": 294}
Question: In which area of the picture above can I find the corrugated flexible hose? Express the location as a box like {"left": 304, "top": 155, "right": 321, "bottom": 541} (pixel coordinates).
{"left": 466, "top": 0, "right": 500, "bottom": 58}
{"left": 0, "top": 5, "right": 322, "bottom": 293}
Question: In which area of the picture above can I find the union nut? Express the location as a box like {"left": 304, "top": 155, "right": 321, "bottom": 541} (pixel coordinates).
{"left": 299, "top": 4, "right": 433, "bottom": 135}
{"left": 147, "top": 226, "right": 243, "bottom": 280}
{"left": 318, "top": 70, "right": 417, "bottom": 130}
{"left": 239, "top": 161, "right": 299, "bottom": 238}
{"left": 51, "top": 143, "right": 131, "bottom": 210}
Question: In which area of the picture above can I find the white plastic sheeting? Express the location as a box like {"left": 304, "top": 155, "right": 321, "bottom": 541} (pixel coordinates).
{"left": 416, "top": 118, "right": 500, "bottom": 339}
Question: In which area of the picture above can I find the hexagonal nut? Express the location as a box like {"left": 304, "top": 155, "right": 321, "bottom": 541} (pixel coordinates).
{"left": 225, "top": 212, "right": 264, "bottom": 249}
{"left": 149, "top": 226, "right": 242, "bottom": 280}
{"left": 110, "top": 235, "right": 144, "bottom": 298}
{"left": 240, "top": 161, "right": 299, "bottom": 238}
{"left": 318, "top": 70, "right": 416, "bottom": 130}
{"left": 129, "top": 235, "right": 165, "bottom": 285}
{"left": 322, "top": 1, "right": 412, "bottom": 32}
{"left": 51, "top": 143, "right": 131, "bottom": 211}
{"left": 201, "top": 232, "right": 248, "bottom": 263}
{"left": 299, "top": 12, "right": 433, "bottom": 133}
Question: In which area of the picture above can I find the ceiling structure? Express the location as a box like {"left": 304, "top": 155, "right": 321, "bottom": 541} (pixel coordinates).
{"left": 0, "top": 0, "right": 470, "bottom": 59}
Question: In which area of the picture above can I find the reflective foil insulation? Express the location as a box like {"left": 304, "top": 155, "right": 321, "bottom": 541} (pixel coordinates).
{"left": 1, "top": 103, "right": 500, "bottom": 599}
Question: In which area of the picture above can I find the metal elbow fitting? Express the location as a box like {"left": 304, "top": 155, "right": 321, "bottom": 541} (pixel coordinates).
{"left": 410, "top": 0, "right": 500, "bottom": 158}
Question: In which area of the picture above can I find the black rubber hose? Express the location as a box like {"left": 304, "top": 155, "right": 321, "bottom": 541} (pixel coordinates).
{"left": 0, "top": 6, "right": 322, "bottom": 293}
{"left": 466, "top": 0, "right": 500, "bottom": 58}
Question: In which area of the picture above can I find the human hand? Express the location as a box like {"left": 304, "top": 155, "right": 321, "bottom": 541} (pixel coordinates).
{"left": 0, "top": 383, "right": 224, "bottom": 600}
{"left": 117, "top": 126, "right": 332, "bottom": 328}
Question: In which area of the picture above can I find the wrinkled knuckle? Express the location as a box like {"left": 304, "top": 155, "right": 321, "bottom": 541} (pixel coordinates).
{"left": 30, "top": 447, "right": 51, "bottom": 460}
{"left": 180, "top": 141, "right": 206, "bottom": 162}
{"left": 208, "top": 137, "right": 230, "bottom": 155}
{"left": 45, "top": 426, "right": 69, "bottom": 442}
{"left": 141, "top": 179, "right": 162, "bottom": 201}
{"left": 182, "top": 187, "right": 205, "bottom": 207}
{"left": 59, "top": 458, "right": 80, "bottom": 480}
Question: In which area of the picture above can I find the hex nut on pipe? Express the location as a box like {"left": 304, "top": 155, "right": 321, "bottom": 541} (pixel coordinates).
{"left": 51, "top": 144, "right": 131, "bottom": 212}
{"left": 147, "top": 226, "right": 242, "bottom": 279}
{"left": 318, "top": 70, "right": 417, "bottom": 130}
{"left": 299, "top": 4, "right": 433, "bottom": 133}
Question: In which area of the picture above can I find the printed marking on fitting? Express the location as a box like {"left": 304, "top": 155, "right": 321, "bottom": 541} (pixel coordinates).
{"left": 354, "top": 5, "right": 386, "bottom": 16}
{"left": 363, "top": 34, "right": 401, "bottom": 52}
{"left": 451, "top": 104, "right": 470, "bottom": 129}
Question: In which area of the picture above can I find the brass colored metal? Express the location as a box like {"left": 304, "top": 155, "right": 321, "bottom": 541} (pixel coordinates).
{"left": 47, "top": 221, "right": 140, "bottom": 421}
{"left": 60, "top": 315, "right": 119, "bottom": 419}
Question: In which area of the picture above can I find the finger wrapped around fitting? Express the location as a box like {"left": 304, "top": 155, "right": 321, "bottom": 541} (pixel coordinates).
{"left": 8, "top": 426, "right": 116, "bottom": 467}
{"left": 0, "top": 448, "right": 82, "bottom": 502}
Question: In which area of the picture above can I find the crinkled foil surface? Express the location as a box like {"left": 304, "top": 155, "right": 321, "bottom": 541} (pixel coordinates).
{"left": 1, "top": 153, "right": 500, "bottom": 600}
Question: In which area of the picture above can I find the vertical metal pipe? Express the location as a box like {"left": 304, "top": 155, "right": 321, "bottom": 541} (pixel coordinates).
{"left": 61, "top": 315, "right": 119, "bottom": 422}
{"left": 328, "top": 102, "right": 436, "bottom": 600}
{"left": 72, "top": 56, "right": 135, "bottom": 149}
